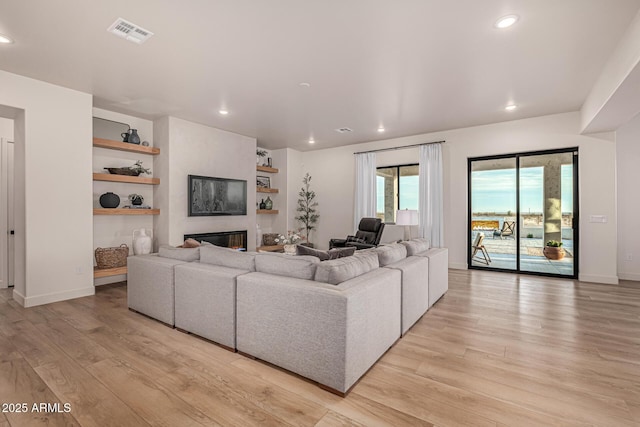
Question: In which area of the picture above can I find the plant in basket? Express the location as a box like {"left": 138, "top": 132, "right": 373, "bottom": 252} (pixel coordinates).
{"left": 543, "top": 240, "right": 565, "bottom": 260}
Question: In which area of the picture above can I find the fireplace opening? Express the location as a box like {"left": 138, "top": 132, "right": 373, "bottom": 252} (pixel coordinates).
{"left": 184, "top": 230, "right": 247, "bottom": 251}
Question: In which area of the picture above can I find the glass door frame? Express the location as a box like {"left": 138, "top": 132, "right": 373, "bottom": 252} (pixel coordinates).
{"left": 467, "top": 147, "right": 579, "bottom": 279}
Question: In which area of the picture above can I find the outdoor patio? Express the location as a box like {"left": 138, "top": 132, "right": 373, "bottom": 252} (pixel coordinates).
{"left": 471, "top": 233, "right": 574, "bottom": 275}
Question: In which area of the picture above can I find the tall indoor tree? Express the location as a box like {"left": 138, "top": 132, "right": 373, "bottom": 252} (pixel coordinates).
{"left": 295, "top": 173, "right": 319, "bottom": 244}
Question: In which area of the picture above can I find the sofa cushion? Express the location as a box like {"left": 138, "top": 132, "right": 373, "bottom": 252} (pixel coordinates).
{"left": 372, "top": 243, "right": 408, "bottom": 266}
{"left": 199, "top": 244, "right": 256, "bottom": 271}
{"left": 158, "top": 245, "right": 200, "bottom": 262}
{"left": 400, "top": 238, "right": 431, "bottom": 256}
{"left": 255, "top": 253, "right": 320, "bottom": 280}
{"left": 314, "top": 250, "right": 379, "bottom": 285}
{"left": 296, "top": 245, "right": 356, "bottom": 261}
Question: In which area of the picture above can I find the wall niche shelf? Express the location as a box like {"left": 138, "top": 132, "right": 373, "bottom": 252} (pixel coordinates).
{"left": 257, "top": 209, "right": 279, "bottom": 215}
{"left": 94, "top": 208, "right": 160, "bottom": 216}
{"left": 94, "top": 266, "right": 127, "bottom": 278}
{"left": 93, "top": 173, "right": 159, "bottom": 185}
{"left": 93, "top": 138, "right": 160, "bottom": 155}
{"left": 257, "top": 187, "right": 279, "bottom": 193}
{"left": 257, "top": 165, "right": 279, "bottom": 173}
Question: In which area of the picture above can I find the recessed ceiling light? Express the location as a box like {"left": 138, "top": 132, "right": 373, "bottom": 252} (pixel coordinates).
{"left": 308, "top": 138, "right": 315, "bottom": 144}
{"left": 505, "top": 104, "right": 517, "bottom": 111}
{"left": 495, "top": 15, "right": 519, "bottom": 29}
{"left": 0, "top": 34, "right": 14, "bottom": 44}
{"left": 377, "top": 126, "right": 385, "bottom": 133}
{"left": 299, "top": 82, "right": 311, "bottom": 88}
{"left": 219, "top": 109, "right": 229, "bottom": 115}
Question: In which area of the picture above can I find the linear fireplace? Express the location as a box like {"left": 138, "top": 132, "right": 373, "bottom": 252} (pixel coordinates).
{"left": 184, "top": 230, "right": 247, "bottom": 251}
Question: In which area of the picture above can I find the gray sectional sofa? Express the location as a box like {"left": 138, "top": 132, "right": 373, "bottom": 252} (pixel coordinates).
{"left": 127, "top": 238, "right": 448, "bottom": 394}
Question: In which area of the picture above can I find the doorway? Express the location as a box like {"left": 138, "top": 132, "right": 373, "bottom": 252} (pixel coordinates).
{"left": 468, "top": 148, "right": 578, "bottom": 278}
{"left": 1, "top": 137, "right": 14, "bottom": 288}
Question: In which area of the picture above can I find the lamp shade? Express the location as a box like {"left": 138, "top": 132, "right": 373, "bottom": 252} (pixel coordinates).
{"left": 396, "top": 209, "right": 418, "bottom": 225}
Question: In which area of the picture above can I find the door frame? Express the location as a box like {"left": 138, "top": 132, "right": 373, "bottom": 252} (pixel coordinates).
{"left": 467, "top": 147, "right": 579, "bottom": 279}
{"left": 0, "top": 138, "right": 9, "bottom": 288}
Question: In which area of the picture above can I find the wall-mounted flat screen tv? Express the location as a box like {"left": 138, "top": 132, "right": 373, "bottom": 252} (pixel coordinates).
{"left": 188, "top": 174, "right": 247, "bottom": 216}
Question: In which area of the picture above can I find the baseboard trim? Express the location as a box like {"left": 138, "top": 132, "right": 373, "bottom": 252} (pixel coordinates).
{"left": 23, "top": 286, "right": 95, "bottom": 308}
{"left": 618, "top": 272, "right": 640, "bottom": 282}
{"left": 578, "top": 274, "right": 619, "bottom": 285}
{"left": 12, "top": 289, "right": 25, "bottom": 306}
{"left": 449, "top": 262, "right": 468, "bottom": 270}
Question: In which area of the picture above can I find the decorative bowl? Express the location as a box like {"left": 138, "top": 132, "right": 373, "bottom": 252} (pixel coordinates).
{"left": 104, "top": 167, "right": 141, "bottom": 176}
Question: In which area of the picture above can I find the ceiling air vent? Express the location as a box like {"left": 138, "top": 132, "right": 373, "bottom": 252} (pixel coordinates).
{"left": 107, "top": 18, "right": 154, "bottom": 44}
{"left": 335, "top": 127, "right": 353, "bottom": 133}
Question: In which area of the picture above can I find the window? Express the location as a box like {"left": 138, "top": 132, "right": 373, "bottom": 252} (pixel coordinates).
{"left": 376, "top": 164, "right": 419, "bottom": 222}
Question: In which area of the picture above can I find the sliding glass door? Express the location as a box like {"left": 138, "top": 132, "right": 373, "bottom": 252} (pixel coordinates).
{"left": 468, "top": 148, "right": 578, "bottom": 279}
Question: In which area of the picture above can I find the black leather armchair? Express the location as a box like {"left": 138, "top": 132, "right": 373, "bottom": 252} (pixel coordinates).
{"left": 329, "top": 218, "right": 386, "bottom": 250}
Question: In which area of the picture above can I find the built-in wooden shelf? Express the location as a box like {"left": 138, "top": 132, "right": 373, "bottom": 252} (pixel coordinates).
{"left": 94, "top": 208, "right": 160, "bottom": 215}
{"left": 93, "top": 138, "right": 160, "bottom": 155}
{"left": 93, "top": 173, "right": 160, "bottom": 185}
{"left": 257, "top": 209, "right": 279, "bottom": 215}
{"left": 94, "top": 266, "right": 127, "bottom": 278}
{"left": 257, "top": 245, "right": 284, "bottom": 252}
{"left": 257, "top": 187, "right": 279, "bottom": 193}
{"left": 257, "top": 165, "right": 279, "bottom": 173}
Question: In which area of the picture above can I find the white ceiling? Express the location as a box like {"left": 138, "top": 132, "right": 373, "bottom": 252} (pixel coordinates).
{"left": 1, "top": 0, "right": 639, "bottom": 150}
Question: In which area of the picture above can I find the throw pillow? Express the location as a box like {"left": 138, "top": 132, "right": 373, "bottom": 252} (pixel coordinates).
{"left": 314, "top": 250, "right": 379, "bottom": 285}
{"left": 255, "top": 253, "right": 319, "bottom": 280}
{"left": 400, "top": 238, "right": 430, "bottom": 256}
{"left": 296, "top": 245, "right": 356, "bottom": 260}
{"left": 178, "top": 238, "right": 201, "bottom": 248}
{"left": 199, "top": 244, "right": 256, "bottom": 271}
{"left": 372, "top": 243, "right": 408, "bottom": 266}
{"left": 158, "top": 245, "right": 200, "bottom": 262}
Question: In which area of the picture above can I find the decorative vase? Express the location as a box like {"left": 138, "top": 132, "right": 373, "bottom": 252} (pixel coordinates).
{"left": 543, "top": 246, "right": 565, "bottom": 260}
{"left": 128, "top": 129, "right": 141, "bottom": 145}
{"left": 284, "top": 244, "right": 296, "bottom": 255}
{"left": 256, "top": 224, "right": 263, "bottom": 248}
{"left": 132, "top": 228, "right": 152, "bottom": 255}
{"left": 265, "top": 196, "right": 273, "bottom": 210}
{"left": 259, "top": 199, "right": 266, "bottom": 210}
{"left": 99, "top": 192, "right": 120, "bottom": 208}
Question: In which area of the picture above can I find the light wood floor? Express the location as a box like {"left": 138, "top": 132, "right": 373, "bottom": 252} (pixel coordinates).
{"left": 1, "top": 270, "right": 640, "bottom": 426}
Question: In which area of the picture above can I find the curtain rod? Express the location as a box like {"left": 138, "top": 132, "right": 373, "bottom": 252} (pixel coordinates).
{"left": 353, "top": 140, "right": 445, "bottom": 155}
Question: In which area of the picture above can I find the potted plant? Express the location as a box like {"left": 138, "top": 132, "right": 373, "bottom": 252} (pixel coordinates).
{"left": 274, "top": 230, "right": 303, "bottom": 254}
{"left": 543, "top": 240, "right": 565, "bottom": 260}
{"left": 295, "top": 173, "right": 319, "bottom": 247}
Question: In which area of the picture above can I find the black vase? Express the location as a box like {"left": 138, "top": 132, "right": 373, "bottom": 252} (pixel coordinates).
{"left": 259, "top": 199, "right": 266, "bottom": 210}
{"left": 99, "top": 192, "right": 120, "bottom": 208}
{"left": 128, "top": 129, "right": 141, "bottom": 145}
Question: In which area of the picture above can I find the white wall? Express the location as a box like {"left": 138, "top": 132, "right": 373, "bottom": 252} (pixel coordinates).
{"left": 616, "top": 113, "right": 640, "bottom": 281}
{"left": 0, "top": 70, "right": 94, "bottom": 306}
{"left": 154, "top": 117, "right": 257, "bottom": 249}
{"left": 302, "top": 112, "right": 619, "bottom": 284}
{"left": 92, "top": 108, "right": 154, "bottom": 285}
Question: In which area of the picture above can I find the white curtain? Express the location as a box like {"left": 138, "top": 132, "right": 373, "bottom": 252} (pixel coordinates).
{"left": 354, "top": 152, "right": 377, "bottom": 230}
{"left": 419, "top": 143, "right": 443, "bottom": 246}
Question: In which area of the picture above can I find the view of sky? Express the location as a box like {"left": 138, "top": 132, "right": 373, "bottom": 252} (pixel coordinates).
{"left": 471, "top": 165, "right": 574, "bottom": 214}
{"left": 376, "top": 165, "right": 574, "bottom": 215}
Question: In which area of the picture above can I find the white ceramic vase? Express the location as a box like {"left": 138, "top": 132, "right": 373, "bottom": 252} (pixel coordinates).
{"left": 132, "top": 228, "right": 152, "bottom": 255}
{"left": 284, "top": 244, "right": 296, "bottom": 255}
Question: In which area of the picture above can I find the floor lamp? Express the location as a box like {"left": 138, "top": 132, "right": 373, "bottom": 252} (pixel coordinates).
{"left": 396, "top": 209, "right": 419, "bottom": 240}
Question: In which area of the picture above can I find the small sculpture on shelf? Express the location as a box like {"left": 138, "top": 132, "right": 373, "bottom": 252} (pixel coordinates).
{"left": 257, "top": 148, "right": 267, "bottom": 165}
{"left": 104, "top": 160, "right": 151, "bottom": 177}
{"left": 128, "top": 194, "right": 144, "bottom": 205}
